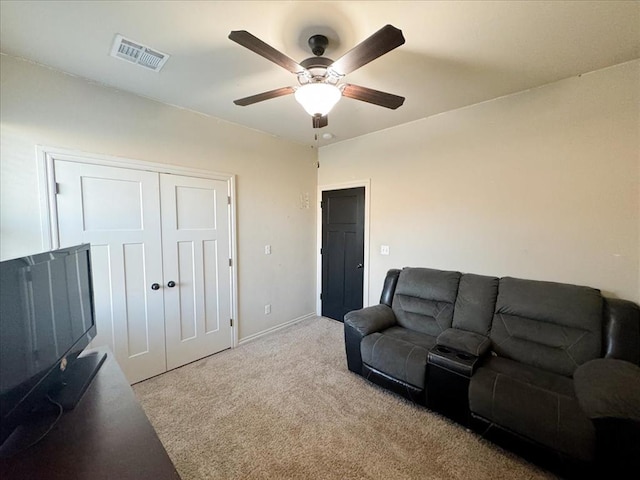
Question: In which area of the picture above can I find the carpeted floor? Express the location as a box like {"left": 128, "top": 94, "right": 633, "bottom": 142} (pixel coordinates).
{"left": 133, "top": 316, "right": 556, "bottom": 479}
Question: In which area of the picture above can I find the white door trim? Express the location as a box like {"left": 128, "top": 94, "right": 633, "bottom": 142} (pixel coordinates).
{"left": 36, "top": 145, "right": 239, "bottom": 348}
{"left": 316, "top": 180, "right": 371, "bottom": 316}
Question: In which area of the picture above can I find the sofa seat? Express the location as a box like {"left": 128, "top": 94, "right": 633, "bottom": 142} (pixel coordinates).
{"left": 361, "top": 327, "right": 437, "bottom": 389}
{"left": 469, "top": 356, "right": 596, "bottom": 462}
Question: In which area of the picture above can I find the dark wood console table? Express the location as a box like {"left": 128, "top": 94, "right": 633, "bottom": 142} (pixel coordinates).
{"left": 0, "top": 347, "right": 180, "bottom": 479}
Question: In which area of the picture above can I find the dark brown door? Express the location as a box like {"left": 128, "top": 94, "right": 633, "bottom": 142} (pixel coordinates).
{"left": 321, "top": 187, "right": 365, "bottom": 321}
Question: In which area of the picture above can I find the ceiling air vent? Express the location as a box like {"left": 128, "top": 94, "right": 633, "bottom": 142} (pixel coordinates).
{"left": 110, "top": 34, "right": 169, "bottom": 72}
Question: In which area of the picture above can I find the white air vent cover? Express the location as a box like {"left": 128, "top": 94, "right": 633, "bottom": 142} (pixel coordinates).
{"left": 110, "top": 34, "right": 169, "bottom": 72}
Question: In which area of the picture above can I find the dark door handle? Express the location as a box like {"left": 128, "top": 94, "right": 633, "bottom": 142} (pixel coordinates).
{"left": 151, "top": 283, "right": 160, "bottom": 290}
{"left": 167, "top": 281, "right": 176, "bottom": 288}
{"left": 356, "top": 263, "right": 363, "bottom": 269}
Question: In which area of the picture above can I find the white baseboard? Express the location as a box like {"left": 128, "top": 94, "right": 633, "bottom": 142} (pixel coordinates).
{"left": 238, "top": 313, "right": 317, "bottom": 345}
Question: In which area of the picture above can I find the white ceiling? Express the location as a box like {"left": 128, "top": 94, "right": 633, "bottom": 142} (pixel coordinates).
{"left": 1, "top": 1, "right": 639, "bottom": 147}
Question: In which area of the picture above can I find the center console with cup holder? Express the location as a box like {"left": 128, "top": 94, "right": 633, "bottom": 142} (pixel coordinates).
{"left": 427, "top": 344, "right": 479, "bottom": 425}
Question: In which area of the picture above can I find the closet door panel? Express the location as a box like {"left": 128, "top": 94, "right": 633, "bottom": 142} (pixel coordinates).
{"left": 54, "top": 161, "right": 166, "bottom": 383}
{"left": 161, "top": 174, "right": 232, "bottom": 370}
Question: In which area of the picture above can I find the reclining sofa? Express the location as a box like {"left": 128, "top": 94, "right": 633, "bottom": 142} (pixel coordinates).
{"left": 344, "top": 267, "right": 640, "bottom": 474}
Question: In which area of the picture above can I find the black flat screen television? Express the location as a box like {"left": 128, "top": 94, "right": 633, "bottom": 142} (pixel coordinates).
{"left": 0, "top": 244, "right": 106, "bottom": 454}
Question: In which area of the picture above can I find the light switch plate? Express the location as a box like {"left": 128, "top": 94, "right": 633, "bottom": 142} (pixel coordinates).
{"left": 380, "top": 245, "right": 390, "bottom": 255}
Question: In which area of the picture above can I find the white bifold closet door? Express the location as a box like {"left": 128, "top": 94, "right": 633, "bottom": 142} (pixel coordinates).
{"left": 54, "top": 160, "right": 232, "bottom": 383}
{"left": 159, "top": 174, "right": 232, "bottom": 371}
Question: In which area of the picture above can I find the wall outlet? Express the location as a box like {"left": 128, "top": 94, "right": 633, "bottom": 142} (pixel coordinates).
{"left": 380, "top": 245, "right": 390, "bottom": 255}
{"left": 265, "top": 245, "right": 271, "bottom": 255}
{"left": 265, "top": 304, "right": 271, "bottom": 315}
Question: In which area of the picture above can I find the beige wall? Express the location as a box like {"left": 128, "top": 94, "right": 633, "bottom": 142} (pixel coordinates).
{"left": 319, "top": 61, "right": 640, "bottom": 303}
{"left": 0, "top": 54, "right": 317, "bottom": 340}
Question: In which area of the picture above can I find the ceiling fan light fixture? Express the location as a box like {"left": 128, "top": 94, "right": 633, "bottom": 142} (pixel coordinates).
{"left": 294, "top": 83, "right": 341, "bottom": 117}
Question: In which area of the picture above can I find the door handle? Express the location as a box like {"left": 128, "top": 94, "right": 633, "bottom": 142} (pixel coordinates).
{"left": 151, "top": 283, "right": 160, "bottom": 290}
{"left": 356, "top": 263, "right": 363, "bottom": 269}
{"left": 167, "top": 281, "right": 176, "bottom": 288}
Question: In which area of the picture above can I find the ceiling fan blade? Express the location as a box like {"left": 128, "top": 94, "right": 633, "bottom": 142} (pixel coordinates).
{"left": 342, "top": 84, "right": 405, "bottom": 109}
{"left": 330, "top": 25, "right": 405, "bottom": 75}
{"left": 312, "top": 115, "right": 328, "bottom": 129}
{"left": 233, "top": 87, "right": 295, "bottom": 106}
{"left": 229, "top": 30, "right": 305, "bottom": 74}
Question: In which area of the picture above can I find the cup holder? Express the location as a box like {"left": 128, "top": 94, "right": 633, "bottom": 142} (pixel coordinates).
{"left": 432, "top": 345, "right": 476, "bottom": 364}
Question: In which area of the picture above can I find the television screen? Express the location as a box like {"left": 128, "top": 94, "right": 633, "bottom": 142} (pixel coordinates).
{"left": 0, "top": 244, "right": 101, "bottom": 448}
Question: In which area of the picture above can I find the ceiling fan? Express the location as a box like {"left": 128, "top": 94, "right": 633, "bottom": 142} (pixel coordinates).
{"left": 228, "top": 25, "right": 405, "bottom": 129}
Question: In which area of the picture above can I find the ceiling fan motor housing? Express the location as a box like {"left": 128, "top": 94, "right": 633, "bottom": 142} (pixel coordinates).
{"left": 308, "top": 34, "right": 329, "bottom": 56}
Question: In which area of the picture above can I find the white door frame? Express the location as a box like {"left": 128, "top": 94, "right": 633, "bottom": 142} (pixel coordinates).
{"left": 316, "top": 180, "right": 370, "bottom": 316}
{"left": 36, "top": 146, "right": 240, "bottom": 348}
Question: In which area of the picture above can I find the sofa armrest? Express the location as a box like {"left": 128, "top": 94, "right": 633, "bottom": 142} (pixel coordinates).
{"left": 344, "top": 304, "right": 396, "bottom": 336}
{"left": 603, "top": 297, "right": 640, "bottom": 365}
{"left": 344, "top": 305, "right": 397, "bottom": 374}
{"left": 436, "top": 328, "right": 491, "bottom": 357}
{"left": 574, "top": 358, "right": 640, "bottom": 421}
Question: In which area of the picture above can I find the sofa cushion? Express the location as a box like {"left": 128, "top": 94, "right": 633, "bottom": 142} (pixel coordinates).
{"left": 360, "top": 327, "right": 437, "bottom": 389}
{"left": 469, "top": 356, "right": 596, "bottom": 462}
{"left": 382, "top": 326, "right": 437, "bottom": 350}
{"left": 574, "top": 358, "right": 640, "bottom": 421}
{"left": 452, "top": 273, "right": 499, "bottom": 335}
{"left": 490, "top": 277, "right": 602, "bottom": 377}
{"left": 392, "top": 268, "right": 461, "bottom": 337}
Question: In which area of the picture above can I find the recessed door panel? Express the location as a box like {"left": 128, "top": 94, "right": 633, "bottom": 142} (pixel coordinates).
{"left": 176, "top": 186, "right": 217, "bottom": 230}
{"left": 203, "top": 239, "right": 220, "bottom": 334}
{"left": 81, "top": 177, "right": 143, "bottom": 231}
{"left": 123, "top": 243, "right": 150, "bottom": 356}
{"left": 90, "top": 244, "right": 115, "bottom": 349}
{"left": 177, "top": 241, "right": 197, "bottom": 341}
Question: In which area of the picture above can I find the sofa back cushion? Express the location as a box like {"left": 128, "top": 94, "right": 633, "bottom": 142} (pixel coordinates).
{"left": 491, "top": 277, "right": 603, "bottom": 377}
{"left": 392, "top": 267, "right": 461, "bottom": 336}
{"left": 452, "top": 273, "right": 499, "bottom": 335}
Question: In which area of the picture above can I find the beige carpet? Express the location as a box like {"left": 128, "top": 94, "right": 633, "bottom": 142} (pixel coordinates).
{"left": 133, "top": 317, "right": 555, "bottom": 479}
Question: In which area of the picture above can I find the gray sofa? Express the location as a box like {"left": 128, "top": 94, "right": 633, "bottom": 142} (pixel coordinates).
{"left": 344, "top": 267, "right": 640, "bottom": 474}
